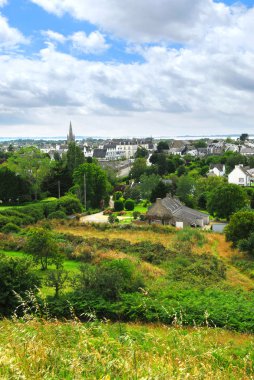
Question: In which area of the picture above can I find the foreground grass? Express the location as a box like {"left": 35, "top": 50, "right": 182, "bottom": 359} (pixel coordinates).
{"left": 0, "top": 320, "right": 253, "bottom": 380}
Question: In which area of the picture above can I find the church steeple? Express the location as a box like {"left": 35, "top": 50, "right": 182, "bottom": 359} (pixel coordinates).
{"left": 67, "top": 121, "right": 75, "bottom": 143}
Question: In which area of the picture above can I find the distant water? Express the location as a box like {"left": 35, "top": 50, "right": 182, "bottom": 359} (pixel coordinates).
{"left": 0, "top": 134, "right": 253, "bottom": 142}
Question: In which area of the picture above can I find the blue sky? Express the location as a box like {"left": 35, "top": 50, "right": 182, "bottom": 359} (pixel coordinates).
{"left": 0, "top": 0, "right": 254, "bottom": 137}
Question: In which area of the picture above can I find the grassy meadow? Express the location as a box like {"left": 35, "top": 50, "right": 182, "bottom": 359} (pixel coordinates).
{"left": 0, "top": 320, "right": 253, "bottom": 379}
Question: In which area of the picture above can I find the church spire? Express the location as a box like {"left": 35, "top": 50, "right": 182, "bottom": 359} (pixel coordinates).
{"left": 67, "top": 121, "right": 75, "bottom": 143}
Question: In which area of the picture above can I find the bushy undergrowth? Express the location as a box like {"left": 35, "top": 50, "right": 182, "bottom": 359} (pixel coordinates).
{"left": 0, "top": 195, "right": 82, "bottom": 230}
{"left": 0, "top": 222, "right": 254, "bottom": 334}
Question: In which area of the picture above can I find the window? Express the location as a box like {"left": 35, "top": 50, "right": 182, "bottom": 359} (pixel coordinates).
{"left": 239, "top": 178, "right": 244, "bottom": 183}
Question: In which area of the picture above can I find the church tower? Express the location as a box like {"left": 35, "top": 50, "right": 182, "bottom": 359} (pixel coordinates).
{"left": 67, "top": 121, "right": 75, "bottom": 143}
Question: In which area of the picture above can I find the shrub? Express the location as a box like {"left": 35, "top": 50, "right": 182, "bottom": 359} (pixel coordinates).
{"left": 108, "top": 214, "right": 119, "bottom": 224}
{"left": 48, "top": 211, "right": 67, "bottom": 220}
{"left": 124, "top": 199, "right": 135, "bottom": 211}
{"left": 2, "top": 222, "right": 20, "bottom": 234}
{"left": 0, "top": 256, "right": 41, "bottom": 317}
{"left": 43, "top": 201, "right": 59, "bottom": 217}
{"left": 225, "top": 210, "right": 254, "bottom": 246}
{"left": 58, "top": 195, "right": 82, "bottom": 215}
{"left": 77, "top": 259, "right": 144, "bottom": 301}
{"left": 103, "top": 209, "right": 113, "bottom": 215}
{"left": 72, "top": 244, "right": 94, "bottom": 262}
{"left": 238, "top": 232, "right": 254, "bottom": 256}
{"left": 21, "top": 205, "right": 45, "bottom": 222}
{"left": 133, "top": 211, "right": 141, "bottom": 219}
{"left": 114, "top": 200, "right": 124, "bottom": 212}
{"left": 113, "top": 191, "right": 123, "bottom": 201}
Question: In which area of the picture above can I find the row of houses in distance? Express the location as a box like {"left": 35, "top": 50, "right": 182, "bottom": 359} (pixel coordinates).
{"left": 167, "top": 139, "right": 254, "bottom": 157}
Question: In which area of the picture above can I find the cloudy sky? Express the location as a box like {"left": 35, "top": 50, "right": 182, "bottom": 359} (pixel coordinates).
{"left": 0, "top": 0, "right": 254, "bottom": 138}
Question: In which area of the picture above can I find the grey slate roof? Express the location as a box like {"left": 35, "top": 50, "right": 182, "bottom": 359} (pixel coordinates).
{"left": 210, "top": 164, "right": 224, "bottom": 171}
{"left": 147, "top": 196, "right": 209, "bottom": 225}
{"left": 93, "top": 149, "right": 107, "bottom": 158}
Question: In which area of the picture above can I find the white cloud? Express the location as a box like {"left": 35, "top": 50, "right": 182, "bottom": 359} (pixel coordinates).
{"left": 0, "top": 0, "right": 8, "bottom": 7}
{"left": 30, "top": 0, "right": 225, "bottom": 43}
{"left": 42, "top": 30, "right": 66, "bottom": 44}
{"left": 42, "top": 29, "right": 109, "bottom": 54}
{"left": 0, "top": 14, "right": 28, "bottom": 49}
{"left": 0, "top": 1, "right": 254, "bottom": 137}
{"left": 70, "top": 31, "right": 109, "bottom": 54}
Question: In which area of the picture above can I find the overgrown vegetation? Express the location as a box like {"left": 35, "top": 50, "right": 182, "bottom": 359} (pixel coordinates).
{"left": 0, "top": 222, "right": 254, "bottom": 334}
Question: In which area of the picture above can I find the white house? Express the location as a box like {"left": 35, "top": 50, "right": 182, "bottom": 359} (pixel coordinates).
{"left": 208, "top": 164, "right": 226, "bottom": 177}
{"left": 228, "top": 165, "right": 254, "bottom": 186}
{"left": 83, "top": 145, "right": 94, "bottom": 158}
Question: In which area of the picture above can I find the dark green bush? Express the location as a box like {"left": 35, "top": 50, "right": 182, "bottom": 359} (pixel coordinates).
{"left": 114, "top": 200, "right": 124, "bottom": 212}
{"left": 58, "top": 195, "right": 82, "bottom": 215}
{"left": 0, "top": 256, "right": 41, "bottom": 317}
{"left": 48, "top": 211, "right": 67, "bottom": 220}
{"left": 2, "top": 222, "right": 20, "bottom": 234}
{"left": 43, "top": 201, "right": 59, "bottom": 217}
{"left": 124, "top": 198, "right": 135, "bottom": 211}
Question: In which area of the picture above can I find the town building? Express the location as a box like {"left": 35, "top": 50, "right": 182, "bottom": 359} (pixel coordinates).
{"left": 228, "top": 165, "right": 254, "bottom": 186}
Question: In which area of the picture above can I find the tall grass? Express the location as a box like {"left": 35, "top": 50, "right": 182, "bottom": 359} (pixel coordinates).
{"left": 0, "top": 320, "right": 253, "bottom": 379}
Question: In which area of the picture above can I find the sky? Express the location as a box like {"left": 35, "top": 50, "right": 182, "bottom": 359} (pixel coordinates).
{"left": 0, "top": 0, "right": 254, "bottom": 138}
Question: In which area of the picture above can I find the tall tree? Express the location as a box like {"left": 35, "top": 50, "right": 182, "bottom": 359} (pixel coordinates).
{"left": 140, "top": 173, "right": 161, "bottom": 200}
{"left": 207, "top": 184, "right": 248, "bottom": 220}
{"left": 130, "top": 158, "right": 147, "bottom": 181}
{"left": 66, "top": 142, "right": 84, "bottom": 175}
{"left": 0, "top": 167, "right": 31, "bottom": 203}
{"left": 176, "top": 175, "right": 196, "bottom": 207}
{"left": 73, "top": 162, "right": 111, "bottom": 208}
{"left": 7, "top": 147, "right": 51, "bottom": 200}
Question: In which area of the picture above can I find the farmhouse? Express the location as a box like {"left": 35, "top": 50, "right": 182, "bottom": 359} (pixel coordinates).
{"left": 147, "top": 196, "right": 210, "bottom": 228}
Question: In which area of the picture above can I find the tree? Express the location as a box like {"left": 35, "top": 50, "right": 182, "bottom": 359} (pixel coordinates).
{"left": 240, "top": 133, "right": 249, "bottom": 142}
{"left": 225, "top": 210, "right": 254, "bottom": 246}
{"left": 0, "top": 167, "right": 31, "bottom": 203}
{"left": 130, "top": 158, "right": 147, "bottom": 181}
{"left": 177, "top": 165, "right": 187, "bottom": 177}
{"left": 7, "top": 147, "right": 51, "bottom": 200}
{"left": 73, "top": 162, "right": 111, "bottom": 208}
{"left": 41, "top": 160, "right": 72, "bottom": 198}
{"left": 167, "top": 159, "right": 176, "bottom": 174}
{"left": 194, "top": 140, "right": 207, "bottom": 148}
{"left": 139, "top": 174, "right": 161, "bottom": 200}
{"left": 150, "top": 181, "right": 168, "bottom": 203}
{"left": 0, "top": 256, "right": 40, "bottom": 317}
{"left": 157, "top": 141, "right": 169, "bottom": 152}
{"left": 26, "top": 228, "right": 60, "bottom": 270}
{"left": 66, "top": 142, "right": 84, "bottom": 175}
{"left": 135, "top": 147, "right": 149, "bottom": 159}
{"left": 46, "top": 269, "right": 69, "bottom": 298}
{"left": 176, "top": 175, "right": 196, "bottom": 207}
{"left": 123, "top": 185, "right": 141, "bottom": 202}
{"left": 207, "top": 184, "right": 247, "bottom": 220}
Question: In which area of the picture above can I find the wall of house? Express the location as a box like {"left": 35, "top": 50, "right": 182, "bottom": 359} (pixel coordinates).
{"left": 228, "top": 166, "right": 249, "bottom": 186}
